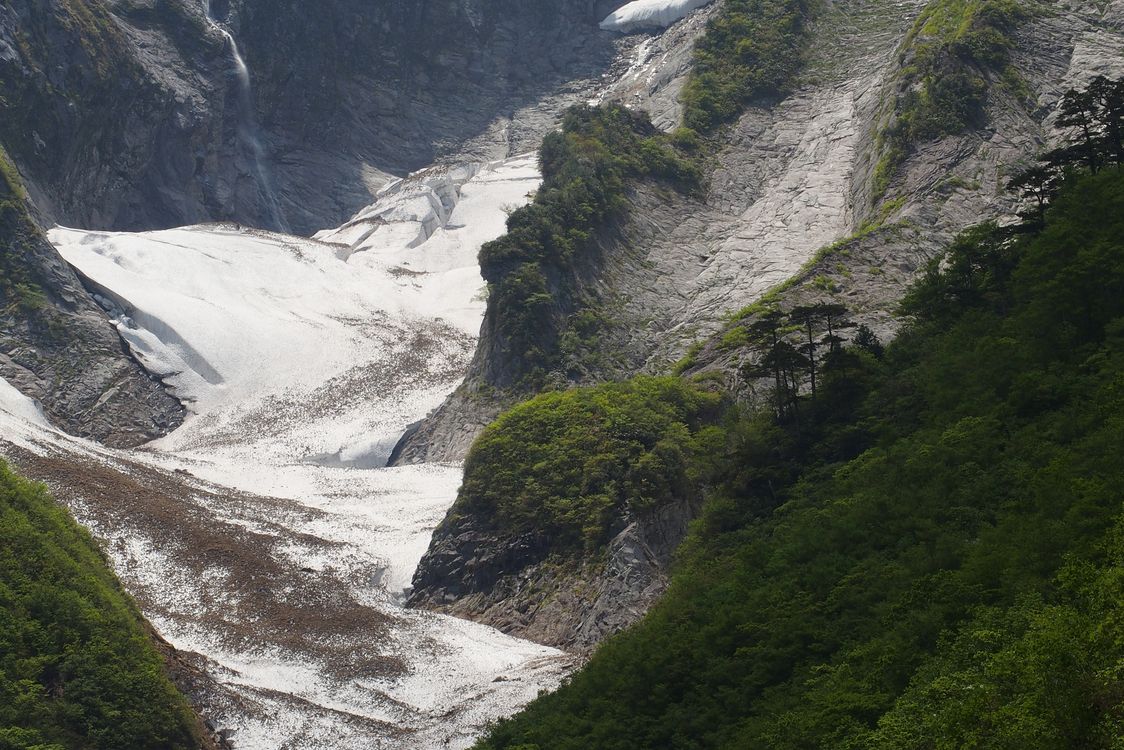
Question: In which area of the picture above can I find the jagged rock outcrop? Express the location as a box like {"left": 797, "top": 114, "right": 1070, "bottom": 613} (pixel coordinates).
{"left": 0, "top": 158, "right": 184, "bottom": 446}
{"left": 409, "top": 492, "right": 697, "bottom": 653}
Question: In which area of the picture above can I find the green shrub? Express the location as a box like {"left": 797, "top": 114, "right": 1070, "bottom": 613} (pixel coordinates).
{"left": 682, "top": 0, "right": 813, "bottom": 131}
{"left": 453, "top": 377, "right": 723, "bottom": 552}
{"left": 0, "top": 146, "right": 51, "bottom": 315}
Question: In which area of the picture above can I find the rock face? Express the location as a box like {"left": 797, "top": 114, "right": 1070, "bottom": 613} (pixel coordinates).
{"left": 409, "top": 493, "right": 697, "bottom": 653}
{"left": 0, "top": 0, "right": 623, "bottom": 235}
{"left": 0, "top": 169, "right": 184, "bottom": 446}
{"left": 402, "top": 0, "right": 1124, "bottom": 464}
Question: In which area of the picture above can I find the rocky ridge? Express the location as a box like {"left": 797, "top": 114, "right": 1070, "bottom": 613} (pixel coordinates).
{"left": 0, "top": 155, "right": 184, "bottom": 446}
{"left": 410, "top": 492, "right": 698, "bottom": 653}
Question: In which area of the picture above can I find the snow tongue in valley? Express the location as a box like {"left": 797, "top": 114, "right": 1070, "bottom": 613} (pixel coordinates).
{"left": 0, "top": 154, "right": 575, "bottom": 750}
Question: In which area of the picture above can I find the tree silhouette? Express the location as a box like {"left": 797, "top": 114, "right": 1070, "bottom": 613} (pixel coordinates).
{"left": 1055, "top": 87, "right": 1102, "bottom": 173}
{"left": 1007, "top": 164, "right": 1060, "bottom": 224}
{"left": 1088, "top": 75, "right": 1124, "bottom": 166}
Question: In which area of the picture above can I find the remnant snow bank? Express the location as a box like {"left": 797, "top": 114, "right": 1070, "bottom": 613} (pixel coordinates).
{"left": 51, "top": 154, "right": 541, "bottom": 471}
{"left": 0, "top": 370, "right": 571, "bottom": 750}
{"left": 600, "top": 0, "right": 714, "bottom": 32}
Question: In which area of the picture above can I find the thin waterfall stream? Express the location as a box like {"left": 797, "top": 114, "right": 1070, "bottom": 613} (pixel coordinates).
{"left": 203, "top": 0, "right": 289, "bottom": 232}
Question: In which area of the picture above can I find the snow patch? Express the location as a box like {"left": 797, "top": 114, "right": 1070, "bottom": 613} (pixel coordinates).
{"left": 0, "top": 377, "right": 51, "bottom": 429}
{"left": 600, "top": 0, "right": 714, "bottom": 32}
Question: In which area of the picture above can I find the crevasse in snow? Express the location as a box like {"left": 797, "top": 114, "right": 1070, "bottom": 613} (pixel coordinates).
{"left": 600, "top": 0, "right": 714, "bottom": 32}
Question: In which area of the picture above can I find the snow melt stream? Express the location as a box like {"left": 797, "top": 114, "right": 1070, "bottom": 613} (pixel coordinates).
{"left": 1, "top": 154, "right": 573, "bottom": 749}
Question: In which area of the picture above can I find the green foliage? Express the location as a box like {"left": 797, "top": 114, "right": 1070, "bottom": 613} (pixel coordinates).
{"left": 454, "top": 377, "right": 723, "bottom": 552}
{"left": 682, "top": 0, "right": 813, "bottom": 131}
{"left": 873, "top": 0, "right": 1027, "bottom": 201}
{"left": 480, "top": 105, "right": 700, "bottom": 387}
{"left": 1008, "top": 76, "right": 1124, "bottom": 224}
{"left": 476, "top": 167, "right": 1124, "bottom": 749}
{"left": 0, "top": 461, "right": 201, "bottom": 749}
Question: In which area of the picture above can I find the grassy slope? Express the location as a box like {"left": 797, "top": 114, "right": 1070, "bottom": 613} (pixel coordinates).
{"left": 473, "top": 168, "right": 1124, "bottom": 749}
{"left": 0, "top": 461, "right": 203, "bottom": 750}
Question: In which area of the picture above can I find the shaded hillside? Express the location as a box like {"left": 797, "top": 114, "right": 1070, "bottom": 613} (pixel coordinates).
{"left": 0, "top": 0, "right": 620, "bottom": 234}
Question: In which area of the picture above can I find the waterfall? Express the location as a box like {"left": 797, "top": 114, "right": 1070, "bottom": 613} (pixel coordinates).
{"left": 203, "top": 0, "right": 288, "bottom": 232}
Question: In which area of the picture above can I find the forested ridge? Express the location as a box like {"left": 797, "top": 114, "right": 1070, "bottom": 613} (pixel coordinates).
{"left": 0, "top": 461, "right": 203, "bottom": 750}
{"left": 474, "top": 92, "right": 1124, "bottom": 749}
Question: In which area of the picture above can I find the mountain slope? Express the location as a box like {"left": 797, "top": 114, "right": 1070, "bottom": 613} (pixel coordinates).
{"left": 399, "top": 0, "right": 1124, "bottom": 466}
{"left": 403, "top": 0, "right": 1124, "bottom": 651}
{"left": 475, "top": 158, "right": 1124, "bottom": 750}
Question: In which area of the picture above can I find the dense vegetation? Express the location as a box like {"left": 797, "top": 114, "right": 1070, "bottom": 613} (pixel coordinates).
{"left": 873, "top": 0, "right": 1028, "bottom": 198}
{"left": 681, "top": 0, "right": 812, "bottom": 131}
{"left": 479, "top": 105, "right": 699, "bottom": 387}
{"left": 0, "top": 461, "right": 202, "bottom": 750}
{"left": 453, "top": 377, "right": 722, "bottom": 553}
{"left": 475, "top": 155, "right": 1124, "bottom": 747}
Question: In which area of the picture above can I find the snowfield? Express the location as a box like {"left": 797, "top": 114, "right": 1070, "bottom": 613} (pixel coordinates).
{"left": 600, "top": 0, "right": 715, "bottom": 32}
{"left": 1, "top": 154, "right": 574, "bottom": 749}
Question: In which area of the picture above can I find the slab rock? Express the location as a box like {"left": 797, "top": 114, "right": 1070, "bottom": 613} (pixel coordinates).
{"left": 409, "top": 494, "right": 697, "bottom": 653}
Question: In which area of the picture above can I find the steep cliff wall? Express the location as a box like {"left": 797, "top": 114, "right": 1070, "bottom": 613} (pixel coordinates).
{"left": 0, "top": 0, "right": 623, "bottom": 235}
